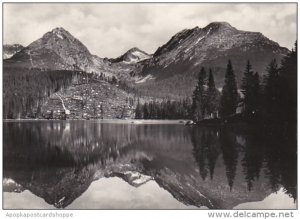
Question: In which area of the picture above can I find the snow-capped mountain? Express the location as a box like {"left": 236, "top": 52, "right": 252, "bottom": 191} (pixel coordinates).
{"left": 132, "top": 22, "right": 289, "bottom": 96}
{"left": 109, "top": 47, "right": 151, "bottom": 64}
{"left": 3, "top": 44, "right": 24, "bottom": 59}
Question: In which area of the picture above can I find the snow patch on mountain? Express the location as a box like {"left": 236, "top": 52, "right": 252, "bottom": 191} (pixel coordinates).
{"left": 3, "top": 44, "right": 24, "bottom": 59}
{"left": 135, "top": 74, "right": 154, "bottom": 84}
{"left": 3, "top": 178, "right": 16, "bottom": 185}
{"left": 4, "top": 53, "right": 14, "bottom": 59}
{"left": 123, "top": 171, "right": 153, "bottom": 187}
{"left": 132, "top": 50, "right": 150, "bottom": 61}
{"left": 56, "top": 32, "right": 64, "bottom": 40}
{"left": 110, "top": 47, "right": 151, "bottom": 64}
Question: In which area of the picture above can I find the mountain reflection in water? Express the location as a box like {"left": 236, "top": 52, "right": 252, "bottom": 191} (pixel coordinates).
{"left": 3, "top": 120, "right": 297, "bottom": 209}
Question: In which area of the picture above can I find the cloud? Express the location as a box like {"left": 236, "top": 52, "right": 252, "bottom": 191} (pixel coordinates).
{"left": 3, "top": 3, "right": 297, "bottom": 58}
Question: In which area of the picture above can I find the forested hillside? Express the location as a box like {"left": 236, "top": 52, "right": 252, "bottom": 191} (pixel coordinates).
{"left": 3, "top": 68, "right": 137, "bottom": 119}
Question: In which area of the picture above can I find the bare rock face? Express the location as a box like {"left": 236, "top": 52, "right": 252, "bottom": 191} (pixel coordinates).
{"left": 149, "top": 22, "right": 288, "bottom": 73}
{"left": 26, "top": 27, "right": 94, "bottom": 70}
{"left": 131, "top": 22, "right": 289, "bottom": 97}
{"left": 6, "top": 27, "right": 111, "bottom": 73}
{"left": 109, "top": 47, "right": 151, "bottom": 64}
{"left": 3, "top": 44, "right": 24, "bottom": 59}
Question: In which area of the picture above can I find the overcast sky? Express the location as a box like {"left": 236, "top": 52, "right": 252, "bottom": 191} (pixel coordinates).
{"left": 3, "top": 3, "right": 297, "bottom": 58}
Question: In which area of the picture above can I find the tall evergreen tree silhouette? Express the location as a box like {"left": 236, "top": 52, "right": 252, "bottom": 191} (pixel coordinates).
{"left": 252, "top": 72, "right": 261, "bottom": 113}
{"left": 263, "top": 59, "right": 280, "bottom": 119}
{"left": 220, "top": 60, "right": 238, "bottom": 118}
{"left": 278, "top": 41, "right": 297, "bottom": 123}
{"left": 241, "top": 60, "right": 261, "bottom": 116}
{"left": 135, "top": 99, "right": 142, "bottom": 119}
{"left": 143, "top": 103, "right": 149, "bottom": 119}
{"left": 241, "top": 61, "right": 253, "bottom": 95}
{"left": 191, "top": 67, "right": 206, "bottom": 121}
{"left": 206, "top": 69, "right": 219, "bottom": 118}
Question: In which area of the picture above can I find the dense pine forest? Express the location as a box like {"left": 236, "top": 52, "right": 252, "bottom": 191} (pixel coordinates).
{"left": 3, "top": 68, "right": 77, "bottom": 119}
{"left": 3, "top": 68, "right": 120, "bottom": 119}
{"left": 134, "top": 98, "right": 192, "bottom": 120}
{"left": 135, "top": 41, "right": 297, "bottom": 125}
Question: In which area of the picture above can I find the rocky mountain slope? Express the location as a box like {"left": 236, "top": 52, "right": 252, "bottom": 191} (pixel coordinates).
{"left": 3, "top": 22, "right": 290, "bottom": 99}
{"left": 130, "top": 22, "right": 289, "bottom": 97}
{"left": 3, "top": 44, "right": 24, "bottom": 59}
{"left": 109, "top": 47, "right": 151, "bottom": 64}
{"left": 6, "top": 28, "right": 93, "bottom": 70}
{"left": 4, "top": 27, "right": 122, "bottom": 76}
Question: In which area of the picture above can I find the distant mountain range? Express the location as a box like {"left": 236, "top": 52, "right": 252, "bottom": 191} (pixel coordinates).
{"left": 4, "top": 22, "right": 289, "bottom": 97}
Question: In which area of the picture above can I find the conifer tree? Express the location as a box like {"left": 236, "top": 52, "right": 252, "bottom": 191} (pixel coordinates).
{"left": 252, "top": 72, "right": 261, "bottom": 114}
{"left": 220, "top": 60, "right": 238, "bottom": 118}
{"left": 264, "top": 59, "right": 280, "bottom": 118}
{"left": 143, "top": 102, "right": 149, "bottom": 119}
{"left": 278, "top": 41, "right": 297, "bottom": 122}
{"left": 191, "top": 67, "right": 206, "bottom": 121}
{"left": 206, "top": 69, "right": 219, "bottom": 118}
{"left": 135, "top": 99, "right": 142, "bottom": 119}
{"left": 241, "top": 61, "right": 261, "bottom": 116}
{"left": 241, "top": 60, "right": 253, "bottom": 114}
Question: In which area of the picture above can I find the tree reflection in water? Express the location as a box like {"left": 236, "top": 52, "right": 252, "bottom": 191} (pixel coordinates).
{"left": 190, "top": 125, "right": 297, "bottom": 201}
{"left": 3, "top": 121, "right": 297, "bottom": 209}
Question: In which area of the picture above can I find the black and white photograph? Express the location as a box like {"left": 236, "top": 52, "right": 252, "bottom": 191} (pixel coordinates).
{"left": 1, "top": 1, "right": 298, "bottom": 213}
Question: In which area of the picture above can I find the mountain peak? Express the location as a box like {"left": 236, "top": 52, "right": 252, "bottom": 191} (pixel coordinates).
{"left": 51, "top": 27, "right": 67, "bottom": 32}
{"left": 109, "top": 47, "right": 151, "bottom": 64}
{"left": 204, "top": 21, "right": 236, "bottom": 32}
{"left": 127, "top": 47, "right": 143, "bottom": 53}
{"left": 9, "top": 26, "right": 104, "bottom": 72}
{"left": 48, "top": 27, "right": 73, "bottom": 40}
{"left": 207, "top": 21, "right": 232, "bottom": 27}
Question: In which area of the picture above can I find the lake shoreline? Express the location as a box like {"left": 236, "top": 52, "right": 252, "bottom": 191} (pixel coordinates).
{"left": 3, "top": 119, "right": 191, "bottom": 124}
{"left": 3, "top": 118, "right": 296, "bottom": 132}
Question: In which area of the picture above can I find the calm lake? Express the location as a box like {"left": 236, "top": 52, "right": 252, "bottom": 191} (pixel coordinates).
{"left": 3, "top": 120, "right": 297, "bottom": 209}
